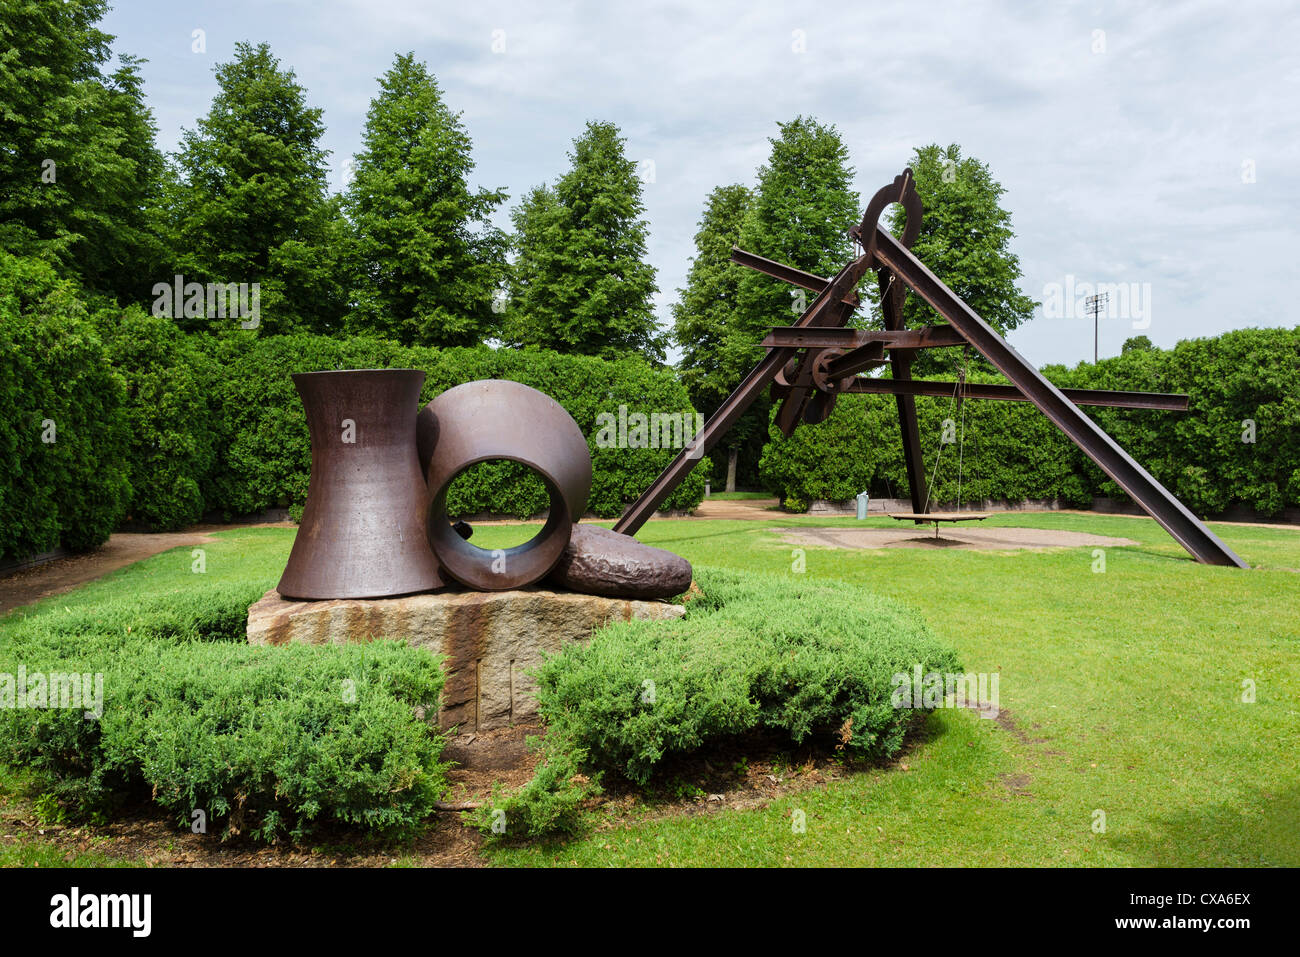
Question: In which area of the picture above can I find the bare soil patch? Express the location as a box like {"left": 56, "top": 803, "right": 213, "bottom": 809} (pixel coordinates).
{"left": 776, "top": 525, "right": 1138, "bottom": 552}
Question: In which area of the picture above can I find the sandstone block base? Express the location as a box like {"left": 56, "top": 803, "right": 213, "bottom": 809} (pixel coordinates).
{"left": 246, "top": 588, "right": 685, "bottom": 732}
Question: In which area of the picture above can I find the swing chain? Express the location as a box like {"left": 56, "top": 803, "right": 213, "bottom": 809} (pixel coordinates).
{"left": 955, "top": 347, "right": 971, "bottom": 510}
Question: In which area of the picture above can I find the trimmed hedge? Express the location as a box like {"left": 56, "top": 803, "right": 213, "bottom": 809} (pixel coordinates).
{"left": 534, "top": 566, "right": 960, "bottom": 785}
{"left": 204, "top": 333, "right": 708, "bottom": 520}
{"left": 91, "top": 305, "right": 221, "bottom": 530}
{"left": 761, "top": 327, "right": 1300, "bottom": 518}
{"left": 0, "top": 253, "right": 131, "bottom": 559}
{"left": 1047, "top": 329, "right": 1300, "bottom": 516}
{"left": 475, "top": 565, "right": 960, "bottom": 838}
{"left": 0, "top": 585, "right": 449, "bottom": 843}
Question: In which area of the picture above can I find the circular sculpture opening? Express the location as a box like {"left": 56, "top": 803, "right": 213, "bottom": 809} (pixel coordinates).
{"left": 443, "top": 459, "right": 549, "bottom": 546}
{"left": 419, "top": 380, "right": 592, "bottom": 591}
{"left": 430, "top": 458, "right": 571, "bottom": 589}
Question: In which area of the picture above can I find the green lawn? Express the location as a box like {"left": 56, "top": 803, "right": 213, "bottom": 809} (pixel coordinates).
{"left": 3, "top": 512, "right": 1297, "bottom": 867}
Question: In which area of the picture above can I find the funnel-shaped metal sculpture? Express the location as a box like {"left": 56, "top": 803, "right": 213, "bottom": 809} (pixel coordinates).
{"left": 278, "top": 369, "right": 442, "bottom": 599}
{"left": 419, "top": 379, "right": 591, "bottom": 591}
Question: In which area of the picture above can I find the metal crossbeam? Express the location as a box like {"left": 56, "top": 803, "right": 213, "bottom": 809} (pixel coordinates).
{"left": 761, "top": 325, "right": 967, "bottom": 350}
{"left": 835, "top": 377, "right": 1189, "bottom": 411}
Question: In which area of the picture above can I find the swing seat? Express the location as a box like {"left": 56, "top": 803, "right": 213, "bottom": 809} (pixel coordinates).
{"left": 887, "top": 512, "right": 991, "bottom": 523}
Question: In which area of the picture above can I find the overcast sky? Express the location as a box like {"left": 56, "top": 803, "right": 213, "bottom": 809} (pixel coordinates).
{"left": 102, "top": 0, "right": 1299, "bottom": 368}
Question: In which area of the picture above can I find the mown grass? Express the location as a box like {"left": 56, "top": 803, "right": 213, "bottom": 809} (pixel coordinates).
{"left": 481, "top": 511, "right": 1300, "bottom": 866}
{"left": 2, "top": 511, "right": 1297, "bottom": 867}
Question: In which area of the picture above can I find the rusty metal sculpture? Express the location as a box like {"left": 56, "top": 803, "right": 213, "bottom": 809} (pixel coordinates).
{"left": 279, "top": 373, "right": 695, "bottom": 601}
{"left": 278, "top": 369, "right": 443, "bottom": 599}
{"left": 417, "top": 380, "right": 592, "bottom": 591}
{"left": 614, "top": 169, "right": 1247, "bottom": 569}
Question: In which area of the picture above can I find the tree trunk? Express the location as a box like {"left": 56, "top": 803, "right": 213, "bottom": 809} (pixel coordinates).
{"left": 726, "top": 447, "right": 738, "bottom": 493}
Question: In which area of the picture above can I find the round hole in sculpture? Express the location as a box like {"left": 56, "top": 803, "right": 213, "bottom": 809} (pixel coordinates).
{"left": 443, "top": 459, "right": 551, "bottom": 550}
{"left": 419, "top": 379, "right": 593, "bottom": 591}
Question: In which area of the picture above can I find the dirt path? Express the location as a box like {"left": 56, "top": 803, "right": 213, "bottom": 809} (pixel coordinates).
{"left": 777, "top": 525, "right": 1139, "bottom": 552}
{"left": 0, "top": 524, "right": 290, "bottom": 616}
{"left": 690, "top": 497, "right": 781, "bottom": 521}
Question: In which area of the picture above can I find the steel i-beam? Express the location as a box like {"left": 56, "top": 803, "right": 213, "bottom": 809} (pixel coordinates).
{"left": 871, "top": 227, "right": 1247, "bottom": 568}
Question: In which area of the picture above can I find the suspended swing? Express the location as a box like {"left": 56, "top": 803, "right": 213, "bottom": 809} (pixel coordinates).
{"left": 889, "top": 347, "right": 991, "bottom": 536}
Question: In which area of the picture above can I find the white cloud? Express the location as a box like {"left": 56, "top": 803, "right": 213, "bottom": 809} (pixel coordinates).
{"left": 105, "top": 0, "right": 1299, "bottom": 365}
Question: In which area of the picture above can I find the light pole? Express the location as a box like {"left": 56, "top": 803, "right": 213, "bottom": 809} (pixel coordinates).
{"left": 1086, "top": 292, "right": 1109, "bottom": 363}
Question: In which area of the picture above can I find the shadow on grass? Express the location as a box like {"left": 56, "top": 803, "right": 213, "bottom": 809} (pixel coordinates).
{"left": 1109, "top": 782, "right": 1300, "bottom": 867}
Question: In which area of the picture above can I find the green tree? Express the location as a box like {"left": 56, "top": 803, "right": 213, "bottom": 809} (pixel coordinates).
{"left": 730, "top": 117, "right": 860, "bottom": 487}
{"left": 0, "top": 0, "right": 165, "bottom": 303}
{"left": 886, "top": 144, "right": 1036, "bottom": 373}
{"left": 344, "top": 53, "right": 507, "bottom": 346}
{"left": 672, "top": 184, "right": 753, "bottom": 489}
{"left": 163, "top": 42, "right": 346, "bottom": 334}
{"left": 505, "top": 121, "right": 662, "bottom": 361}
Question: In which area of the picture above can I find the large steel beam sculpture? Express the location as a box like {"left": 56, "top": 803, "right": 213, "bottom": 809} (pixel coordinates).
{"left": 613, "top": 170, "right": 1247, "bottom": 569}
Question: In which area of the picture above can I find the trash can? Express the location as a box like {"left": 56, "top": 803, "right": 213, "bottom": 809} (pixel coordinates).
{"left": 855, "top": 491, "right": 870, "bottom": 520}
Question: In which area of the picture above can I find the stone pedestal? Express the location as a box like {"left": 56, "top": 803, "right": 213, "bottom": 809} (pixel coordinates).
{"left": 246, "top": 588, "right": 685, "bottom": 732}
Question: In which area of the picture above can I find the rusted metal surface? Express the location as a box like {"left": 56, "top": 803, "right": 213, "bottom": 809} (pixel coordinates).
{"left": 419, "top": 379, "right": 593, "bottom": 590}
{"left": 838, "top": 377, "right": 1190, "bottom": 411}
{"left": 277, "top": 369, "right": 442, "bottom": 600}
{"left": 761, "top": 325, "right": 967, "bottom": 350}
{"left": 729, "top": 248, "right": 860, "bottom": 306}
{"left": 871, "top": 227, "right": 1247, "bottom": 567}
{"left": 879, "top": 263, "right": 929, "bottom": 514}
{"left": 547, "top": 524, "right": 693, "bottom": 599}
{"left": 616, "top": 166, "right": 1245, "bottom": 568}
{"left": 614, "top": 175, "right": 925, "bottom": 534}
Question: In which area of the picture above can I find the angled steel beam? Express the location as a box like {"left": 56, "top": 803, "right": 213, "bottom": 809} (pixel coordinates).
{"left": 729, "top": 247, "right": 860, "bottom": 306}
{"left": 842, "top": 377, "right": 1190, "bottom": 411}
{"left": 822, "top": 341, "right": 888, "bottom": 381}
{"left": 878, "top": 269, "right": 929, "bottom": 515}
{"left": 613, "top": 252, "right": 870, "bottom": 535}
{"left": 872, "top": 227, "right": 1247, "bottom": 567}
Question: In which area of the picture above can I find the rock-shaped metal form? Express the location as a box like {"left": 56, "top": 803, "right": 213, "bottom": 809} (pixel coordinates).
{"left": 278, "top": 369, "right": 441, "bottom": 600}
{"left": 419, "top": 380, "right": 592, "bottom": 591}
{"left": 547, "top": 524, "right": 693, "bottom": 600}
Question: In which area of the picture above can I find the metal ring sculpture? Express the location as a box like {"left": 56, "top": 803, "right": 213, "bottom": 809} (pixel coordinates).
{"left": 418, "top": 380, "right": 592, "bottom": 591}
{"left": 278, "top": 369, "right": 442, "bottom": 599}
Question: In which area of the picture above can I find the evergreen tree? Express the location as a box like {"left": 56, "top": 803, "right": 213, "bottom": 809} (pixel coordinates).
{"left": 344, "top": 53, "right": 507, "bottom": 346}
{"left": 671, "top": 184, "right": 753, "bottom": 489}
{"left": 0, "top": 0, "right": 165, "bottom": 302}
{"left": 164, "top": 42, "right": 345, "bottom": 334}
{"left": 885, "top": 143, "right": 1036, "bottom": 373}
{"left": 505, "top": 121, "right": 662, "bottom": 361}
{"left": 728, "top": 117, "right": 860, "bottom": 486}
{"left": 734, "top": 116, "right": 860, "bottom": 349}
